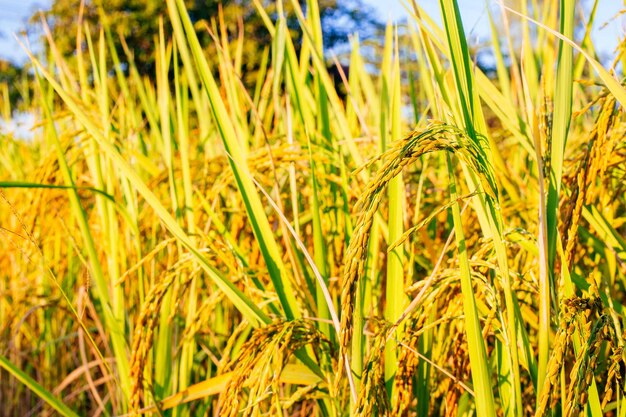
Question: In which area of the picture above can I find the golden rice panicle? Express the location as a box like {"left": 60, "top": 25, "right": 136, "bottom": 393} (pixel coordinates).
{"left": 601, "top": 343, "right": 625, "bottom": 409}
{"left": 535, "top": 302, "right": 576, "bottom": 417}
{"left": 354, "top": 320, "right": 391, "bottom": 417}
{"left": 339, "top": 122, "right": 497, "bottom": 380}
{"left": 584, "top": 95, "right": 619, "bottom": 204}
{"left": 564, "top": 314, "right": 611, "bottom": 417}
{"left": 562, "top": 94, "right": 619, "bottom": 266}
{"left": 129, "top": 271, "right": 193, "bottom": 412}
{"left": 536, "top": 296, "right": 606, "bottom": 417}
{"left": 420, "top": 324, "right": 470, "bottom": 417}
{"left": 219, "top": 319, "right": 330, "bottom": 416}
{"left": 391, "top": 316, "right": 423, "bottom": 416}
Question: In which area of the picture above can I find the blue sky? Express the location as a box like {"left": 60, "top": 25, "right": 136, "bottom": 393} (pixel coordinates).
{"left": 0, "top": 0, "right": 623, "bottom": 64}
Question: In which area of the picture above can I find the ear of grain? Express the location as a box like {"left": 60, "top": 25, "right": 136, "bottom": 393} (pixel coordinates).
{"left": 340, "top": 122, "right": 498, "bottom": 413}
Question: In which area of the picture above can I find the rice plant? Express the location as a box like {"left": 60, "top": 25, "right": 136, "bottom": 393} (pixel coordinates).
{"left": 1, "top": 0, "right": 626, "bottom": 416}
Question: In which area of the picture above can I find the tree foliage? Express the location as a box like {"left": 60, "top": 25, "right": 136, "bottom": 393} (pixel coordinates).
{"left": 36, "top": 0, "right": 382, "bottom": 78}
